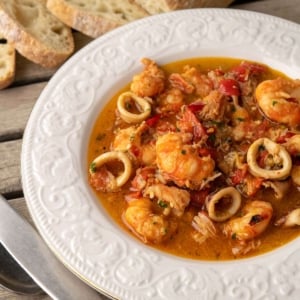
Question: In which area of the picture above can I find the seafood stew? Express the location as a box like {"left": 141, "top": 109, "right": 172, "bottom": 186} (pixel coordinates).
{"left": 88, "top": 57, "right": 300, "bottom": 260}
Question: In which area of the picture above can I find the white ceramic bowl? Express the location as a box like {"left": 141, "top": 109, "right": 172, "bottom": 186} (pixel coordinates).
{"left": 22, "top": 9, "right": 300, "bottom": 300}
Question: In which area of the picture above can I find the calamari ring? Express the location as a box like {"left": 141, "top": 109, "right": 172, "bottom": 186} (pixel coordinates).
{"left": 117, "top": 91, "right": 151, "bottom": 123}
{"left": 206, "top": 187, "right": 241, "bottom": 222}
{"left": 90, "top": 151, "right": 132, "bottom": 189}
{"left": 247, "top": 138, "right": 292, "bottom": 180}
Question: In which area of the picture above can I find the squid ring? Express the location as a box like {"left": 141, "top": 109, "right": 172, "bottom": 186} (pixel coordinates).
{"left": 117, "top": 91, "right": 151, "bottom": 123}
{"left": 89, "top": 151, "right": 132, "bottom": 188}
{"left": 206, "top": 187, "right": 241, "bottom": 222}
{"left": 247, "top": 138, "right": 292, "bottom": 180}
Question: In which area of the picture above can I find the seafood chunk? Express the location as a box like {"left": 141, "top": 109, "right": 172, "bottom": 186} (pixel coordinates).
{"left": 89, "top": 151, "right": 132, "bottom": 192}
{"left": 123, "top": 198, "right": 177, "bottom": 244}
{"left": 247, "top": 138, "right": 292, "bottom": 180}
{"left": 117, "top": 91, "right": 152, "bottom": 123}
{"left": 206, "top": 187, "right": 241, "bottom": 222}
{"left": 156, "top": 132, "right": 215, "bottom": 189}
{"left": 255, "top": 77, "right": 300, "bottom": 127}
{"left": 144, "top": 184, "right": 190, "bottom": 217}
{"left": 131, "top": 58, "right": 166, "bottom": 97}
{"left": 169, "top": 65, "right": 213, "bottom": 97}
{"left": 223, "top": 200, "right": 273, "bottom": 241}
{"left": 192, "top": 212, "right": 217, "bottom": 244}
{"left": 275, "top": 208, "right": 300, "bottom": 227}
{"left": 113, "top": 123, "right": 156, "bottom": 166}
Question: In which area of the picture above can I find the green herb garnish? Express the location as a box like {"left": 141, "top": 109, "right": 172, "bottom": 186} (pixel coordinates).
{"left": 90, "top": 162, "right": 97, "bottom": 173}
{"left": 158, "top": 200, "right": 168, "bottom": 208}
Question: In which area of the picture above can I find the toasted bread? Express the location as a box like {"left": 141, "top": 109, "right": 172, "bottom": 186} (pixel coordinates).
{"left": 0, "top": 0, "right": 74, "bottom": 68}
{"left": 47, "top": 0, "right": 149, "bottom": 38}
{"left": 0, "top": 35, "right": 15, "bottom": 89}
{"left": 134, "top": 0, "right": 234, "bottom": 14}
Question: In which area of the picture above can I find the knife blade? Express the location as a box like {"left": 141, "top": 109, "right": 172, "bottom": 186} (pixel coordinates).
{"left": 0, "top": 194, "right": 105, "bottom": 300}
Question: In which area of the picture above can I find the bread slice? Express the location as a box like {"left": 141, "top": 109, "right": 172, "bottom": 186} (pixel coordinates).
{"left": 0, "top": 0, "right": 74, "bottom": 68}
{"left": 46, "top": 0, "right": 149, "bottom": 38}
{"left": 0, "top": 35, "right": 15, "bottom": 89}
{"left": 134, "top": 0, "right": 234, "bottom": 14}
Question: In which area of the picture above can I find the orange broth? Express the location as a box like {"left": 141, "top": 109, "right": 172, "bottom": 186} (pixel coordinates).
{"left": 87, "top": 57, "right": 300, "bottom": 260}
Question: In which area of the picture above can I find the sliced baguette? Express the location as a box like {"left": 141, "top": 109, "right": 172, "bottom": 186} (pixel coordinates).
{"left": 46, "top": 0, "right": 149, "bottom": 38}
{"left": 134, "top": 0, "right": 234, "bottom": 14}
{"left": 0, "top": 0, "right": 74, "bottom": 68}
{"left": 0, "top": 35, "right": 15, "bottom": 89}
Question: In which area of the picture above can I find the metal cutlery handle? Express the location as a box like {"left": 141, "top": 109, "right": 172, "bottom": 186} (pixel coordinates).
{"left": 0, "top": 194, "right": 104, "bottom": 300}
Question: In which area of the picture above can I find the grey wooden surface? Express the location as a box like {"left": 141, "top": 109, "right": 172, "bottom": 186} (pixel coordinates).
{"left": 0, "top": 0, "right": 299, "bottom": 299}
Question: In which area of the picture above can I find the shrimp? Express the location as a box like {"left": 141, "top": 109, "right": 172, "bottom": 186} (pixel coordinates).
{"left": 157, "top": 87, "right": 185, "bottom": 114}
{"left": 130, "top": 58, "right": 166, "bottom": 98}
{"left": 113, "top": 122, "right": 156, "bottom": 166}
{"left": 156, "top": 132, "right": 215, "bottom": 189}
{"left": 123, "top": 197, "right": 177, "bottom": 244}
{"left": 169, "top": 65, "right": 213, "bottom": 98}
{"left": 223, "top": 200, "right": 273, "bottom": 241}
{"left": 144, "top": 184, "right": 190, "bottom": 217}
{"left": 255, "top": 77, "right": 300, "bottom": 127}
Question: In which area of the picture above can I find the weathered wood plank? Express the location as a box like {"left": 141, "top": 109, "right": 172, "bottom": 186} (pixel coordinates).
{"left": 231, "top": 0, "right": 300, "bottom": 23}
{"left": 0, "top": 82, "right": 46, "bottom": 141}
{"left": 14, "top": 32, "right": 93, "bottom": 86}
{"left": 7, "top": 198, "right": 35, "bottom": 228}
{"left": 0, "top": 139, "right": 22, "bottom": 195}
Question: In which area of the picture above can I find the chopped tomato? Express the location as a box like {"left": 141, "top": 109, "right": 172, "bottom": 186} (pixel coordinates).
{"left": 89, "top": 168, "right": 111, "bottom": 190}
{"left": 190, "top": 189, "right": 209, "bottom": 208}
{"left": 286, "top": 97, "right": 298, "bottom": 103}
{"left": 257, "top": 150, "right": 269, "bottom": 168}
{"left": 130, "top": 144, "right": 140, "bottom": 157}
{"left": 230, "top": 166, "right": 248, "bottom": 185}
{"left": 276, "top": 132, "right": 296, "bottom": 144}
{"left": 177, "top": 106, "right": 206, "bottom": 140}
{"left": 219, "top": 79, "right": 241, "bottom": 96}
{"left": 231, "top": 62, "right": 266, "bottom": 82}
{"left": 187, "top": 102, "right": 204, "bottom": 113}
{"left": 146, "top": 114, "right": 160, "bottom": 127}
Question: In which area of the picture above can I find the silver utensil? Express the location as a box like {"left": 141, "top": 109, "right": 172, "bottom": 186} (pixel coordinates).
{"left": 0, "top": 243, "right": 42, "bottom": 295}
{"left": 0, "top": 194, "right": 105, "bottom": 300}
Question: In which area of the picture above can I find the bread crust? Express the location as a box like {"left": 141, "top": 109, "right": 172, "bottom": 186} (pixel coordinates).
{"left": 47, "top": 0, "right": 120, "bottom": 38}
{"left": 0, "top": 1, "right": 74, "bottom": 68}
{"left": 135, "top": 0, "right": 234, "bottom": 14}
{"left": 47, "top": 0, "right": 149, "bottom": 38}
{"left": 0, "top": 38, "right": 15, "bottom": 89}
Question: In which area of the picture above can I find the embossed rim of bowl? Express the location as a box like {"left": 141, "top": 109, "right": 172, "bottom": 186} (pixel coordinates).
{"left": 21, "top": 9, "right": 300, "bottom": 300}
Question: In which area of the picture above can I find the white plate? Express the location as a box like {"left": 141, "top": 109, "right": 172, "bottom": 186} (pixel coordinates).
{"left": 22, "top": 9, "right": 300, "bottom": 300}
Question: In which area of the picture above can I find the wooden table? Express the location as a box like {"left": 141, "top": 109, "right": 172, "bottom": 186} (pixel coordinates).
{"left": 0, "top": 0, "right": 299, "bottom": 299}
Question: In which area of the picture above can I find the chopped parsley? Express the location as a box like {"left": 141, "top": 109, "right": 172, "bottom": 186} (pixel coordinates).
{"left": 158, "top": 200, "right": 168, "bottom": 208}
{"left": 90, "top": 162, "right": 97, "bottom": 173}
{"left": 236, "top": 117, "right": 245, "bottom": 122}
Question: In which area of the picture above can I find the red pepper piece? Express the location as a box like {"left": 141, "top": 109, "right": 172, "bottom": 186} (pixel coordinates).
{"left": 219, "top": 79, "right": 241, "bottom": 96}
